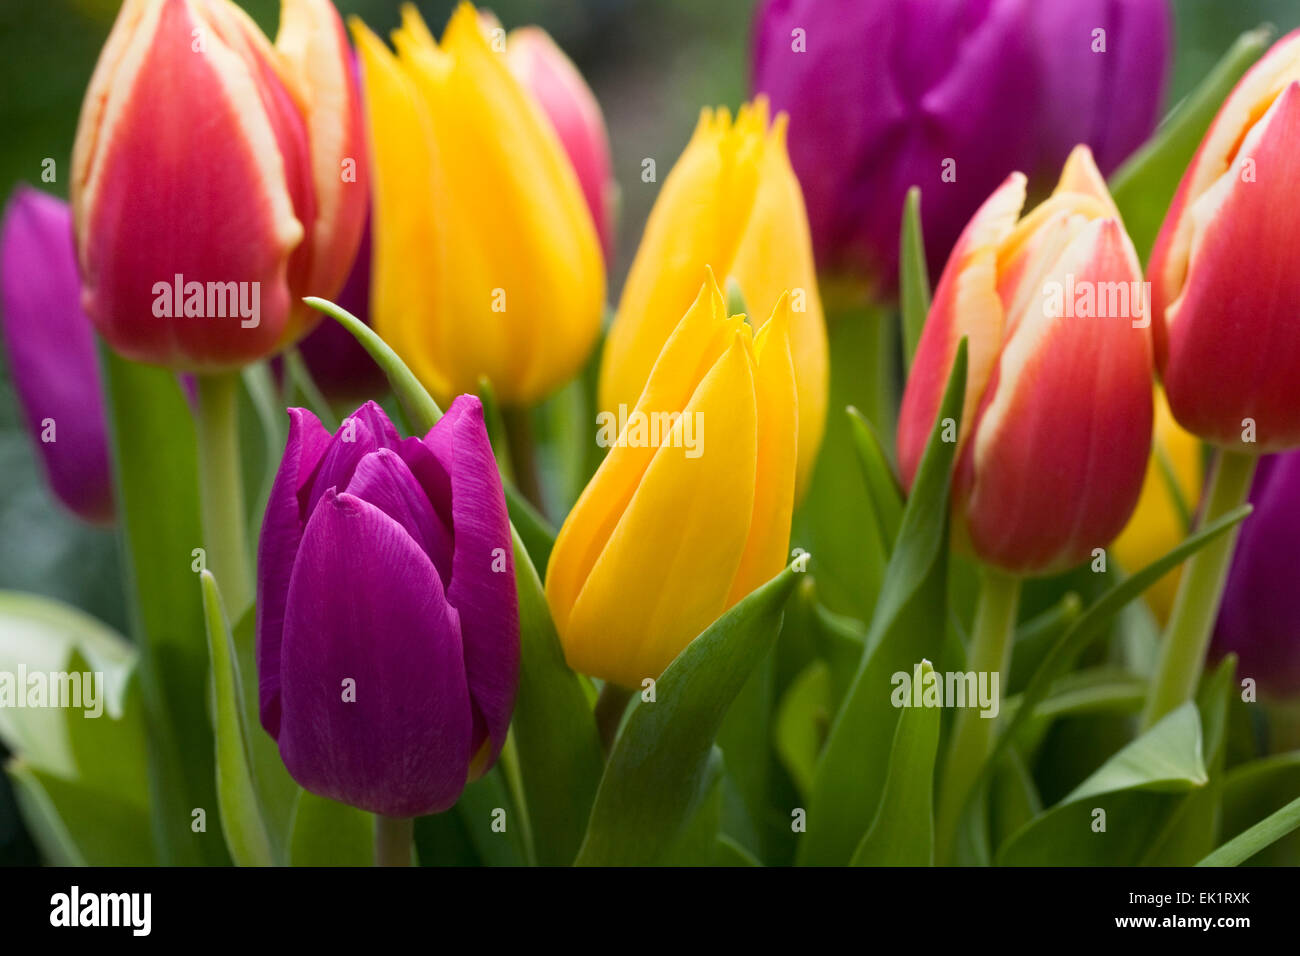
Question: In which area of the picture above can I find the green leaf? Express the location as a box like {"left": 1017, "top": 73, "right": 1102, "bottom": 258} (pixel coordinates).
{"left": 304, "top": 297, "right": 442, "bottom": 433}
{"left": 774, "top": 659, "right": 832, "bottom": 802}
{"left": 288, "top": 789, "right": 372, "bottom": 866}
{"left": 576, "top": 564, "right": 801, "bottom": 865}
{"left": 798, "top": 338, "right": 966, "bottom": 866}
{"left": 660, "top": 748, "right": 727, "bottom": 866}
{"left": 1220, "top": 751, "right": 1300, "bottom": 866}
{"left": 200, "top": 571, "right": 273, "bottom": 866}
{"left": 996, "top": 703, "right": 1207, "bottom": 865}
{"left": 792, "top": 301, "right": 892, "bottom": 619}
{"left": 1110, "top": 25, "right": 1274, "bottom": 262}
{"left": 6, "top": 760, "right": 156, "bottom": 866}
{"left": 845, "top": 405, "right": 903, "bottom": 555}
{"left": 851, "top": 659, "right": 940, "bottom": 866}
{"left": 989, "top": 505, "right": 1252, "bottom": 775}
{"left": 506, "top": 485, "right": 557, "bottom": 571}
{"left": 100, "top": 345, "right": 227, "bottom": 865}
{"left": 717, "top": 649, "right": 775, "bottom": 857}
{"left": 1197, "top": 794, "right": 1300, "bottom": 867}
{"left": 0, "top": 591, "right": 135, "bottom": 778}
{"left": 899, "top": 186, "right": 930, "bottom": 369}
{"left": 990, "top": 749, "right": 1041, "bottom": 852}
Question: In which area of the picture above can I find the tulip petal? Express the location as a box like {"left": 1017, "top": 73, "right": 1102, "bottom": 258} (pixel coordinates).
{"left": 547, "top": 276, "right": 740, "bottom": 633}
{"left": 898, "top": 171, "right": 1026, "bottom": 488}
{"left": 256, "top": 406, "right": 332, "bottom": 737}
{"left": 424, "top": 395, "right": 518, "bottom": 775}
{"left": 0, "top": 188, "right": 114, "bottom": 524}
{"left": 726, "top": 293, "right": 797, "bottom": 604}
{"left": 958, "top": 218, "right": 1152, "bottom": 573}
{"left": 345, "top": 448, "right": 450, "bottom": 575}
{"left": 278, "top": 489, "right": 472, "bottom": 817}
{"left": 303, "top": 399, "right": 398, "bottom": 513}
{"left": 564, "top": 332, "right": 758, "bottom": 688}
{"left": 1160, "top": 82, "right": 1300, "bottom": 449}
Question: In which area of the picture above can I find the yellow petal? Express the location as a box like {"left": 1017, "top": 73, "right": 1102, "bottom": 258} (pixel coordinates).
{"left": 727, "top": 111, "right": 826, "bottom": 496}
{"left": 562, "top": 331, "right": 758, "bottom": 688}
{"left": 546, "top": 273, "right": 735, "bottom": 636}
{"left": 726, "top": 292, "right": 797, "bottom": 605}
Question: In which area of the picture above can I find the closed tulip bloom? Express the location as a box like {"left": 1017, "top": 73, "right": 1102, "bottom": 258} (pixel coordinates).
{"left": 1112, "top": 387, "right": 1203, "bottom": 623}
{"left": 504, "top": 25, "right": 617, "bottom": 263}
{"left": 751, "top": 0, "right": 1039, "bottom": 289}
{"left": 352, "top": 3, "right": 604, "bottom": 407}
{"left": 548, "top": 272, "right": 797, "bottom": 688}
{"left": 898, "top": 146, "right": 1153, "bottom": 575}
{"left": 70, "top": 0, "right": 367, "bottom": 371}
{"left": 257, "top": 397, "right": 519, "bottom": 817}
{"left": 1210, "top": 451, "right": 1300, "bottom": 696}
{"left": 1, "top": 188, "right": 113, "bottom": 524}
{"left": 600, "top": 98, "right": 826, "bottom": 493}
{"left": 1031, "top": 0, "right": 1171, "bottom": 177}
{"left": 1148, "top": 29, "right": 1300, "bottom": 451}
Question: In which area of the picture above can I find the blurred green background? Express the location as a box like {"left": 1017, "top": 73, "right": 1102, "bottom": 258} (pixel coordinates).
{"left": 2, "top": 0, "right": 1299, "bottom": 863}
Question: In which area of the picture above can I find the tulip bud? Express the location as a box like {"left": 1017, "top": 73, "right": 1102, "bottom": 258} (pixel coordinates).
{"left": 897, "top": 146, "right": 1153, "bottom": 575}
{"left": 70, "top": 0, "right": 367, "bottom": 371}
{"left": 1030, "top": 0, "right": 1171, "bottom": 177}
{"left": 351, "top": 3, "right": 604, "bottom": 407}
{"left": 600, "top": 98, "right": 826, "bottom": 494}
{"left": 1210, "top": 451, "right": 1300, "bottom": 697}
{"left": 549, "top": 271, "right": 797, "bottom": 688}
{"left": 1111, "top": 387, "right": 1203, "bottom": 623}
{"left": 1148, "top": 29, "right": 1300, "bottom": 451}
{"left": 257, "top": 397, "right": 519, "bottom": 816}
{"left": 1, "top": 188, "right": 114, "bottom": 524}
{"left": 504, "top": 25, "right": 617, "bottom": 263}
{"left": 751, "top": 0, "right": 1040, "bottom": 289}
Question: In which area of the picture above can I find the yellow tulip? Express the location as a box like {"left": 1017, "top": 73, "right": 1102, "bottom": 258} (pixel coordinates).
{"left": 351, "top": 3, "right": 604, "bottom": 406}
{"left": 547, "top": 270, "right": 797, "bottom": 688}
{"left": 1112, "top": 387, "right": 1204, "bottom": 623}
{"left": 599, "top": 98, "right": 827, "bottom": 494}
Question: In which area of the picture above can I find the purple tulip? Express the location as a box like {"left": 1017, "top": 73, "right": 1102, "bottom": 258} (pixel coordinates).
{"left": 295, "top": 217, "right": 387, "bottom": 404}
{"left": 1031, "top": 0, "right": 1171, "bottom": 178}
{"left": 751, "top": 0, "right": 1041, "bottom": 290}
{"left": 1210, "top": 452, "right": 1300, "bottom": 698}
{"left": 256, "top": 396, "right": 519, "bottom": 816}
{"left": 0, "top": 186, "right": 113, "bottom": 524}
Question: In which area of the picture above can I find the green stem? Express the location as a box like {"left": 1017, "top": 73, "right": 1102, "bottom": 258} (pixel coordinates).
{"left": 502, "top": 405, "right": 545, "bottom": 515}
{"left": 935, "top": 567, "right": 1021, "bottom": 865}
{"left": 374, "top": 815, "right": 413, "bottom": 867}
{"left": 1142, "top": 449, "right": 1257, "bottom": 729}
{"left": 195, "top": 373, "right": 252, "bottom": 617}
{"left": 594, "top": 682, "right": 633, "bottom": 755}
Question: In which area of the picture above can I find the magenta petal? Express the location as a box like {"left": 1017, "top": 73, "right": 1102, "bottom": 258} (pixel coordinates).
{"left": 0, "top": 187, "right": 114, "bottom": 524}
{"left": 303, "top": 399, "right": 395, "bottom": 513}
{"left": 256, "top": 406, "right": 331, "bottom": 738}
{"left": 424, "top": 395, "right": 519, "bottom": 773}
{"left": 345, "top": 447, "right": 454, "bottom": 583}
{"left": 277, "top": 490, "right": 473, "bottom": 817}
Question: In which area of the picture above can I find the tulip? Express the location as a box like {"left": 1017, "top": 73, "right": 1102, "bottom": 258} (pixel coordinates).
{"left": 1210, "top": 451, "right": 1300, "bottom": 697}
{"left": 600, "top": 98, "right": 826, "bottom": 493}
{"left": 548, "top": 272, "right": 797, "bottom": 688}
{"left": 294, "top": 218, "right": 387, "bottom": 403}
{"left": 504, "top": 24, "right": 617, "bottom": 263}
{"left": 1030, "top": 0, "right": 1171, "bottom": 177}
{"left": 257, "top": 397, "right": 519, "bottom": 817}
{"left": 351, "top": 3, "right": 604, "bottom": 407}
{"left": 1148, "top": 28, "right": 1300, "bottom": 451}
{"left": 1112, "top": 387, "right": 1203, "bottom": 624}
{"left": 750, "top": 0, "right": 1040, "bottom": 289}
{"left": 0, "top": 188, "right": 114, "bottom": 524}
{"left": 70, "top": 0, "right": 367, "bottom": 371}
{"left": 897, "top": 146, "right": 1153, "bottom": 576}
